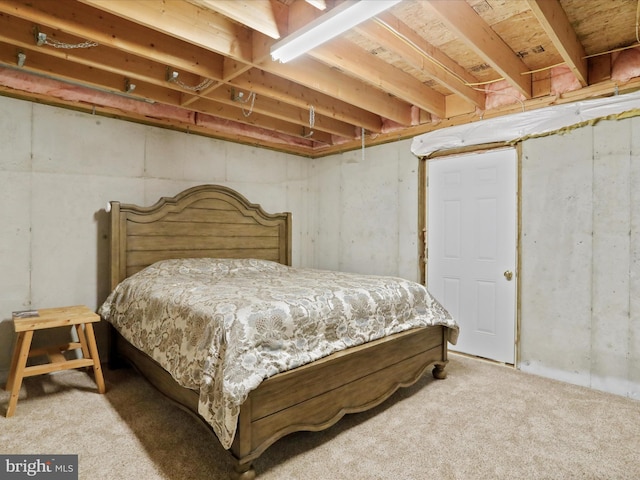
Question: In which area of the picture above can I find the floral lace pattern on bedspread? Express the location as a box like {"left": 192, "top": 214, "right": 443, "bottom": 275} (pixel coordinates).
{"left": 98, "top": 258, "right": 458, "bottom": 449}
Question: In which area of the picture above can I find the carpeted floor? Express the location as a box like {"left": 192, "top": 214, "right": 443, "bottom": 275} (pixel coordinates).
{"left": 1, "top": 354, "right": 639, "bottom": 479}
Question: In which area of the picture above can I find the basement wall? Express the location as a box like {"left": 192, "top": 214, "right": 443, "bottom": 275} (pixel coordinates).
{"left": 1, "top": 93, "right": 639, "bottom": 402}
{"left": 310, "top": 114, "right": 640, "bottom": 401}
{"left": 520, "top": 116, "right": 640, "bottom": 399}
{"left": 307, "top": 139, "right": 421, "bottom": 281}
{"left": 0, "top": 95, "right": 310, "bottom": 382}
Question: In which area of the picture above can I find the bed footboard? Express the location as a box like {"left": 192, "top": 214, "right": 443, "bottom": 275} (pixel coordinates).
{"left": 231, "top": 325, "right": 448, "bottom": 478}
{"left": 109, "top": 325, "right": 448, "bottom": 479}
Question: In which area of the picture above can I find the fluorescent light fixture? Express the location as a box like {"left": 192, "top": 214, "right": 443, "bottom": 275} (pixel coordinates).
{"left": 305, "top": 0, "right": 327, "bottom": 10}
{"left": 270, "top": 0, "right": 401, "bottom": 63}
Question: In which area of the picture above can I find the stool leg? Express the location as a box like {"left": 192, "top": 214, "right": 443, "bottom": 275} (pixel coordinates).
{"left": 82, "top": 323, "right": 105, "bottom": 394}
{"left": 75, "top": 323, "right": 90, "bottom": 359}
{"left": 5, "top": 332, "right": 22, "bottom": 391}
{"left": 6, "top": 330, "right": 33, "bottom": 418}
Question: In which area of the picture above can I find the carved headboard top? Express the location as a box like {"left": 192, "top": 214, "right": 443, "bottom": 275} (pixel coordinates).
{"left": 108, "top": 184, "right": 291, "bottom": 289}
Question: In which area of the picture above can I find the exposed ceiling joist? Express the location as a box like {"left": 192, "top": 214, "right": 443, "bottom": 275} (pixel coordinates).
{"left": 309, "top": 38, "right": 444, "bottom": 119}
{"left": 357, "top": 12, "right": 484, "bottom": 110}
{"left": 78, "top": 0, "right": 254, "bottom": 63}
{"left": 526, "top": 0, "right": 588, "bottom": 87}
{"left": 0, "top": 0, "right": 226, "bottom": 79}
{"left": 422, "top": 0, "right": 533, "bottom": 99}
{"left": 230, "top": 68, "right": 383, "bottom": 133}
{"left": 254, "top": 51, "right": 415, "bottom": 127}
{"left": 0, "top": 0, "right": 637, "bottom": 157}
{"left": 193, "top": 0, "right": 285, "bottom": 40}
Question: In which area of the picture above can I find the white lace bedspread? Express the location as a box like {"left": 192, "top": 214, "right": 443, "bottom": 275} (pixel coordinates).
{"left": 98, "top": 258, "right": 458, "bottom": 449}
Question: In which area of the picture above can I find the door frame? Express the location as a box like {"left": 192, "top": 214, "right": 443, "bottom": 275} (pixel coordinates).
{"left": 418, "top": 143, "right": 522, "bottom": 366}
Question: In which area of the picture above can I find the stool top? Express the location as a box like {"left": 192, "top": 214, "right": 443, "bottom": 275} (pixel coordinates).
{"left": 13, "top": 305, "right": 100, "bottom": 332}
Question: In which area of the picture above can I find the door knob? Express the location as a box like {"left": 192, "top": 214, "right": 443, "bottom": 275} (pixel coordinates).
{"left": 504, "top": 270, "right": 513, "bottom": 281}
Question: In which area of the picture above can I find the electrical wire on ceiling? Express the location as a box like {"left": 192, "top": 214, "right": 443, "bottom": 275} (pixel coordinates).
{"left": 231, "top": 90, "right": 257, "bottom": 117}
{"left": 303, "top": 105, "right": 315, "bottom": 138}
{"left": 583, "top": 43, "right": 640, "bottom": 59}
{"left": 19, "top": 4, "right": 640, "bottom": 146}
{"left": 373, "top": 9, "right": 640, "bottom": 92}
{"left": 374, "top": 15, "right": 551, "bottom": 87}
{"left": 166, "top": 69, "right": 215, "bottom": 92}
{"left": 230, "top": 89, "right": 258, "bottom": 117}
{"left": 34, "top": 27, "right": 98, "bottom": 49}
{"left": 241, "top": 92, "right": 256, "bottom": 117}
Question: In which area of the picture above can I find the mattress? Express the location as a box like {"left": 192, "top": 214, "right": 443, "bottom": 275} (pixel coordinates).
{"left": 99, "top": 258, "right": 458, "bottom": 448}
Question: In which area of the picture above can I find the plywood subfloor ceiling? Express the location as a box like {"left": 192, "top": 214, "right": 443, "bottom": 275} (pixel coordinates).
{"left": 0, "top": 0, "right": 639, "bottom": 157}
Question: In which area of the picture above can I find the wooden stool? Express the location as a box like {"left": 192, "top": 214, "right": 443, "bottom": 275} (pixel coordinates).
{"left": 4, "top": 305, "right": 106, "bottom": 417}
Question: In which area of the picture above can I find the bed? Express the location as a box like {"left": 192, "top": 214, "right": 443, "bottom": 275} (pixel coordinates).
{"left": 100, "top": 184, "right": 458, "bottom": 479}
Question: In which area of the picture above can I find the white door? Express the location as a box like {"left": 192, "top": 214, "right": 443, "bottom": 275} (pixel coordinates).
{"left": 427, "top": 148, "right": 517, "bottom": 364}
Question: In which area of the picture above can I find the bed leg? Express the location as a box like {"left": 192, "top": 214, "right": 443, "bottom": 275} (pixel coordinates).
{"left": 432, "top": 363, "right": 447, "bottom": 379}
{"left": 232, "top": 463, "right": 256, "bottom": 480}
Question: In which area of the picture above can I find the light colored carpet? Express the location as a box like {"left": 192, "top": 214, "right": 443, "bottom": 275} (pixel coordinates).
{"left": 2, "top": 354, "right": 639, "bottom": 479}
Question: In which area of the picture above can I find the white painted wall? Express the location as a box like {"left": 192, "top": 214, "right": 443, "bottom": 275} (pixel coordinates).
{"left": 0, "top": 95, "right": 310, "bottom": 382}
{"left": 520, "top": 116, "right": 640, "bottom": 400}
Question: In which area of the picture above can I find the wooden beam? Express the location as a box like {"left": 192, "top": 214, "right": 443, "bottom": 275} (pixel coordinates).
{"left": 252, "top": 33, "right": 413, "bottom": 126}
{"left": 526, "top": 0, "right": 588, "bottom": 87}
{"left": 257, "top": 54, "right": 413, "bottom": 126}
{"left": 0, "top": 13, "right": 194, "bottom": 94}
{"left": 82, "top": 0, "right": 401, "bottom": 127}
{"left": 309, "top": 38, "right": 446, "bottom": 118}
{"left": 192, "top": 96, "right": 334, "bottom": 144}
{"left": 0, "top": 44, "right": 332, "bottom": 148}
{"left": 423, "top": 0, "right": 532, "bottom": 99}
{"left": 358, "top": 13, "right": 485, "bottom": 109}
{"left": 0, "top": 43, "right": 182, "bottom": 105}
{"left": 79, "top": 0, "right": 253, "bottom": 63}
{"left": 182, "top": 64, "right": 382, "bottom": 136}
{"left": 0, "top": 0, "right": 372, "bottom": 142}
{"left": 0, "top": 79, "right": 319, "bottom": 156}
{"left": 255, "top": 0, "right": 415, "bottom": 125}
{"left": 231, "top": 69, "right": 382, "bottom": 133}
{"left": 180, "top": 57, "right": 253, "bottom": 107}
{"left": 0, "top": 0, "right": 225, "bottom": 80}
{"left": 198, "top": 86, "right": 357, "bottom": 139}
{"left": 195, "top": 0, "right": 283, "bottom": 39}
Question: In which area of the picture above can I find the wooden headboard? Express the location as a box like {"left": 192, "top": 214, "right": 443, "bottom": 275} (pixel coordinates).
{"left": 109, "top": 184, "right": 292, "bottom": 289}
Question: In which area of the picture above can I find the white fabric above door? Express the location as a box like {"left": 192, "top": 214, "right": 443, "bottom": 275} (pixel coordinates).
{"left": 411, "top": 90, "right": 640, "bottom": 158}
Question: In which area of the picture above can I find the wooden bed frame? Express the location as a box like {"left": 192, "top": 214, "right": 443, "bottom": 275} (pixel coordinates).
{"left": 106, "top": 184, "right": 449, "bottom": 479}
